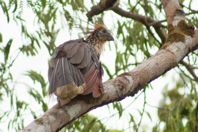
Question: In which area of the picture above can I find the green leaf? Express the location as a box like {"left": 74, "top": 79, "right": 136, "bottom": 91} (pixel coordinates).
{"left": 4, "top": 39, "right": 13, "bottom": 63}
{"left": 28, "top": 89, "right": 42, "bottom": 102}
{"left": 102, "top": 64, "right": 113, "bottom": 79}
{"left": 112, "top": 102, "right": 123, "bottom": 118}
{"left": 26, "top": 70, "right": 47, "bottom": 96}
{"left": 152, "top": 125, "right": 159, "bottom": 132}
{"left": 28, "top": 88, "right": 48, "bottom": 112}
{"left": 108, "top": 130, "right": 123, "bottom": 132}
{"left": 75, "top": 0, "right": 84, "bottom": 9}
{"left": 41, "top": 0, "right": 46, "bottom": 8}
{"left": 146, "top": 112, "right": 152, "bottom": 121}
{"left": 30, "top": 109, "right": 38, "bottom": 119}
{"left": 11, "top": 0, "right": 18, "bottom": 13}
{"left": 0, "top": 33, "right": 2, "bottom": 43}
{"left": 0, "top": 1, "right": 10, "bottom": 22}
{"left": 20, "top": 44, "right": 38, "bottom": 56}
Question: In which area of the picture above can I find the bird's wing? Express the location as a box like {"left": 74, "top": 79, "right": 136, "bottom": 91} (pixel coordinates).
{"left": 48, "top": 39, "right": 103, "bottom": 97}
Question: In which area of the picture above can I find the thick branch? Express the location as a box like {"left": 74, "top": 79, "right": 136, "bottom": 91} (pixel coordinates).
{"left": 161, "top": 0, "right": 184, "bottom": 25}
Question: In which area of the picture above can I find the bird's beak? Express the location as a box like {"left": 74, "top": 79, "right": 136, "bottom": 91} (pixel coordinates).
{"left": 106, "top": 33, "right": 114, "bottom": 41}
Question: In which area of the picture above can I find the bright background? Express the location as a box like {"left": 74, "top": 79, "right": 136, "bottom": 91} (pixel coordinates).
{"left": 0, "top": 0, "right": 197, "bottom": 132}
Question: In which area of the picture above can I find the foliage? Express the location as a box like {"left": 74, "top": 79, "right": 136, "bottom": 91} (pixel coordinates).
{"left": 0, "top": 0, "right": 197, "bottom": 131}
{"left": 157, "top": 76, "right": 198, "bottom": 132}
{"left": 63, "top": 114, "right": 124, "bottom": 132}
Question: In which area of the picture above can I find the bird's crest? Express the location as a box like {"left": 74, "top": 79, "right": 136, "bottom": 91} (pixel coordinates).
{"left": 85, "top": 24, "right": 107, "bottom": 35}
{"left": 94, "top": 24, "right": 107, "bottom": 30}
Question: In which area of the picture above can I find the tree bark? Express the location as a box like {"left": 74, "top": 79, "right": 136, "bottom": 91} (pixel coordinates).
{"left": 21, "top": 0, "right": 198, "bottom": 131}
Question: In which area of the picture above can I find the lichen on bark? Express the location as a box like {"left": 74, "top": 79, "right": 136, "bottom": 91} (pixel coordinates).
{"left": 177, "top": 20, "right": 195, "bottom": 37}
{"left": 162, "top": 20, "right": 195, "bottom": 49}
{"left": 35, "top": 118, "right": 44, "bottom": 125}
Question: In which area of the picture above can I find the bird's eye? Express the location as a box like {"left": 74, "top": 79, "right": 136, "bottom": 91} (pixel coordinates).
{"left": 101, "top": 29, "right": 107, "bottom": 33}
{"left": 97, "top": 29, "right": 107, "bottom": 37}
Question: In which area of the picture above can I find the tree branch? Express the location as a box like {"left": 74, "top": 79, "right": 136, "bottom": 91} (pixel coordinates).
{"left": 86, "top": 0, "right": 118, "bottom": 21}
{"left": 180, "top": 60, "right": 198, "bottom": 82}
{"left": 161, "top": 0, "right": 184, "bottom": 25}
{"left": 181, "top": 3, "right": 198, "bottom": 15}
{"left": 111, "top": 6, "right": 166, "bottom": 43}
{"left": 86, "top": 0, "right": 166, "bottom": 43}
{"left": 21, "top": 0, "right": 198, "bottom": 131}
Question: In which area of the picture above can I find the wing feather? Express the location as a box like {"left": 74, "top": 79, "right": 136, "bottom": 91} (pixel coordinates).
{"left": 69, "top": 44, "right": 85, "bottom": 64}
{"left": 77, "top": 45, "right": 92, "bottom": 69}
{"left": 48, "top": 38, "right": 103, "bottom": 97}
{"left": 49, "top": 58, "right": 73, "bottom": 94}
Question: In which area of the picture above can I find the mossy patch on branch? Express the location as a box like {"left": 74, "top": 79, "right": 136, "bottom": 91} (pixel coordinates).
{"left": 161, "top": 20, "right": 195, "bottom": 49}
{"left": 166, "top": 31, "right": 185, "bottom": 43}
{"left": 166, "top": 20, "right": 195, "bottom": 43}
{"left": 35, "top": 118, "right": 44, "bottom": 125}
{"left": 168, "top": 24, "right": 174, "bottom": 33}
{"left": 177, "top": 20, "right": 195, "bottom": 37}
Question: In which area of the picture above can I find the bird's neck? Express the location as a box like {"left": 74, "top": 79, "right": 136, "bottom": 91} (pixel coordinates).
{"left": 85, "top": 35, "right": 105, "bottom": 54}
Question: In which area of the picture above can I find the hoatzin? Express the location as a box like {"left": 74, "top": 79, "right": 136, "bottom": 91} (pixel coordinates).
{"left": 48, "top": 24, "right": 114, "bottom": 106}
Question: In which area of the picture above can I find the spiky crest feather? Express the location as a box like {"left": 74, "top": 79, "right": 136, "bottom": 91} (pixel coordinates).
{"left": 94, "top": 24, "right": 107, "bottom": 30}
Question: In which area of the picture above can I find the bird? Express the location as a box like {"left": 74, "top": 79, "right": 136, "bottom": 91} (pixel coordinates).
{"left": 48, "top": 24, "right": 114, "bottom": 106}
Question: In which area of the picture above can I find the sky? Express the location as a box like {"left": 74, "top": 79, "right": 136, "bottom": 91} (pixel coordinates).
{"left": 0, "top": 0, "right": 197, "bottom": 131}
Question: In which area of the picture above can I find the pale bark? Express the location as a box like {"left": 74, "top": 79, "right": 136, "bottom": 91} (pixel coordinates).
{"left": 21, "top": 0, "right": 198, "bottom": 132}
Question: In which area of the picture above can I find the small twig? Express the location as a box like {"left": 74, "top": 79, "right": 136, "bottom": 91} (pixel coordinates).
{"left": 131, "top": 0, "right": 141, "bottom": 12}
{"left": 180, "top": 60, "right": 198, "bottom": 82}
{"left": 97, "top": 90, "right": 144, "bottom": 122}
{"left": 148, "top": 19, "right": 167, "bottom": 27}
{"left": 185, "top": 11, "right": 198, "bottom": 16}
{"left": 146, "top": 26, "right": 161, "bottom": 45}
{"left": 181, "top": 4, "right": 198, "bottom": 15}
{"left": 178, "top": 66, "right": 194, "bottom": 81}
{"left": 136, "top": 89, "right": 146, "bottom": 132}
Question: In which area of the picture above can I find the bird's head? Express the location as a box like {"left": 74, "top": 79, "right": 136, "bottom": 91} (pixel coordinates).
{"left": 86, "top": 24, "right": 114, "bottom": 53}
{"left": 93, "top": 24, "right": 114, "bottom": 42}
{"left": 86, "top": 24, "right": 114, "bottom": 43}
